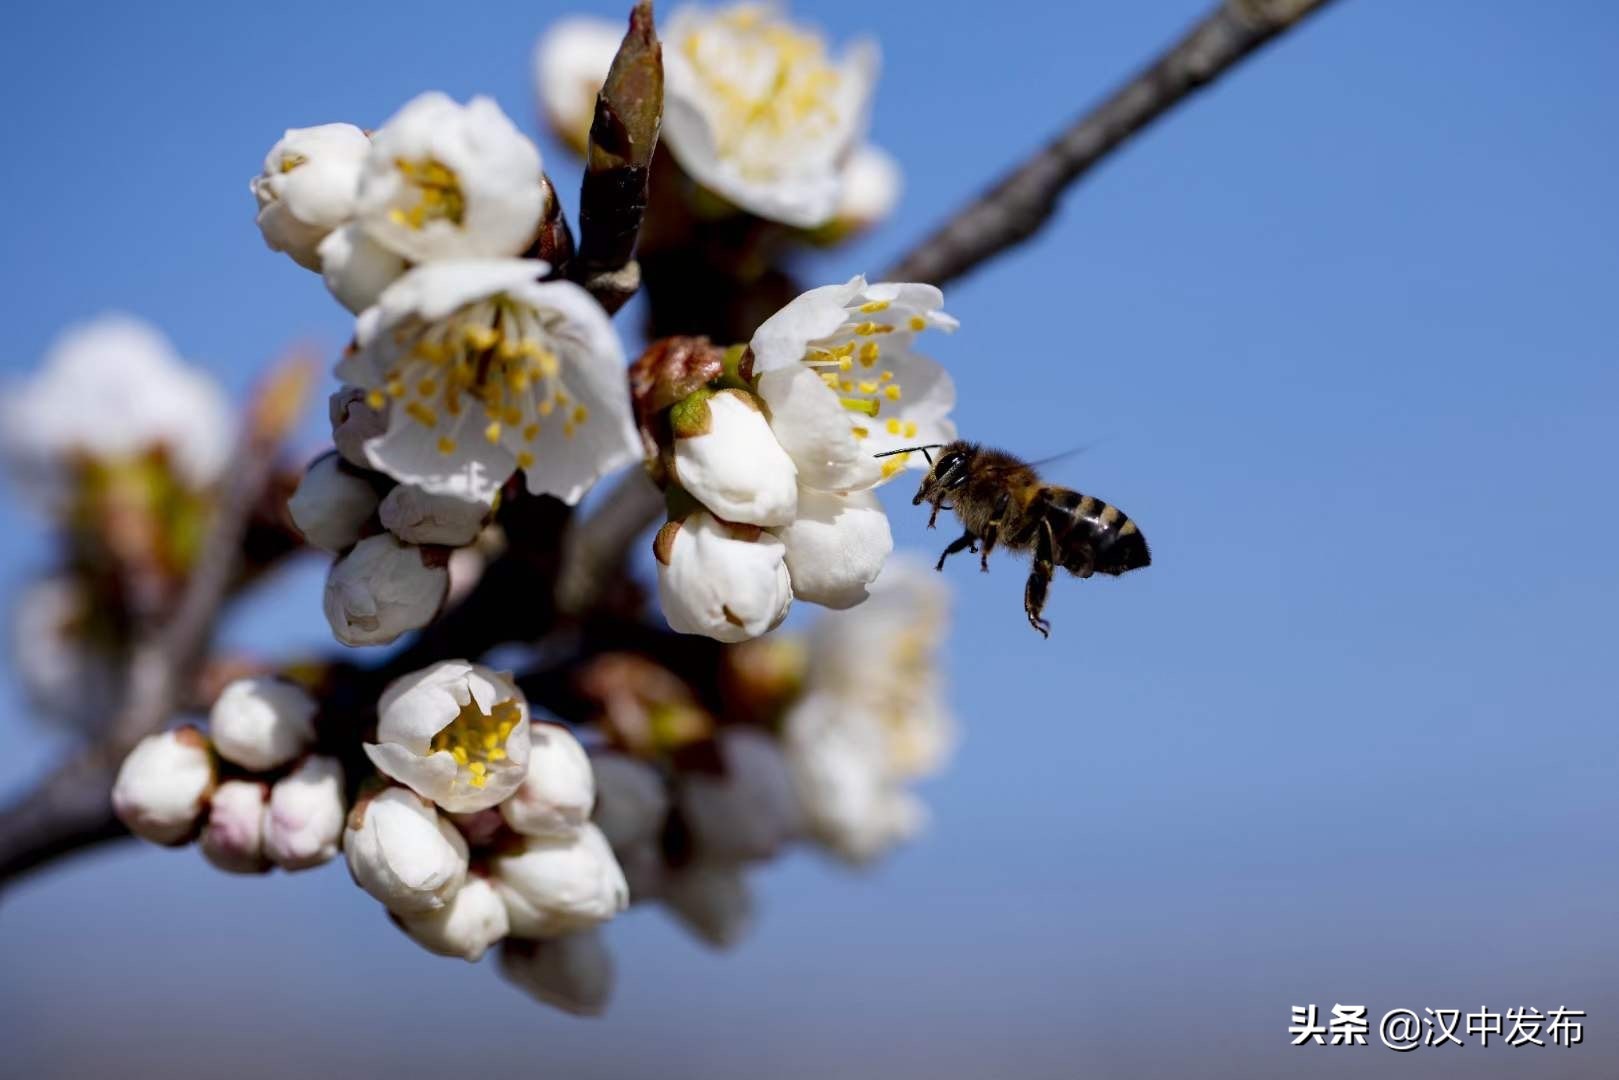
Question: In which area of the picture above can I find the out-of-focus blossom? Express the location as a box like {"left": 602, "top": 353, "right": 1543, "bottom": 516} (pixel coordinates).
{"left": 200, "top": 779, "right": 270, "bottom": 874}
{"left": 10, "top": 577, "right": 123, "bottom": 733}
{"left": 492, "top": 824, "right": 629, "bottom": 939}
{"left": 335, "top": 260, "right": 638, "bottom": 505}
{"left": 366, "top": 660, "right": 530, "bottom": 813}
{"left": 662, "top": 3, "right": 878, "bottom": 227}
{"left": 397, "top": 874, "right": 510, "bottom": 962}
{"left": 590, "top": 752, "right": 669, "bottom": 850}
{"left": 345, "top": 785, "right": 469, "bottom": 914}
{"left": 677, "top": 728, "right": 801, "bottom": 862}
{"left": 772, "top": 486, "right": 891, "bottom": 609}
{"left": 251, "top": 123, "right": 371, "bottom": 269}
{"left": 670, "top": 388, "right": 798, "bottom": 527}
{"left": 318, "top": 223, "right": 408, "bottom": 314}
{"left": 378, "top": 483, "right": 490, "bottom": 547}
{"left": 208, "top": 676, "right": 318, "bottom": 771}
{"left": 752, "top": 276, "right": 956, "bottom": 491}
{"left": 499, "top": 931, "right": 614, "bottom": 1015}
{"left": 499, "top": 722, "right": 595, "bottom": 839}
{"left": 654, "top": 512, "right": 791, "bottom": 642}
{"left": 1, "top": 315, "right": 231, "bottom": 508}
{"left": 323, "top": 533, "right": 449, "bottom": 647}
{"left": 784, "top": 692, "right": 925, "bottom": 863}
{"left": 533, "top": 17, "right": 625, "bottom": 155}
{"left": 661, "top": 861, "right": 752, "bottom": 948}
{"left": 287, "top": 452, "right": 380, "bottom": 553}
{"left": 829, "top": 144, "right": 900, "bottom": 235}
{"left": 263, "top": 756, "right": 345, "bottom": 870}
{"left": 112, "top": 727, "right": 215, "bottom": 845}
{"left": 355, "top": 93, "right": 546, "bottom": 263}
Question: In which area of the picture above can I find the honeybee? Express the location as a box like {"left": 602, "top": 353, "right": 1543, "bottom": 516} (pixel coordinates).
{"left": 879, "top": 441, "right": 1151, "bottom": 637}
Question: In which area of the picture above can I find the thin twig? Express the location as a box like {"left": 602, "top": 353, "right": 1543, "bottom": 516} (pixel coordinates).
{"left": 555, "top": 469, "right": 664, "bottom": 617}
{"left": 0, "top": 356, "right": 314, "bottom": 889}
{"left": 884, "top": 0, "right": 1339, "bottom": 286}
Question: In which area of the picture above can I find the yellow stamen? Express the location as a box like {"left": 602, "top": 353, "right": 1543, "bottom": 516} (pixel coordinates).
{"left": 437, "top": 435, "right": 457, "bottom": 455}
{"left": 484, "top": 421, "right": 502, "bottom": 444}
{"left": 859, "top": 299, "right": 891, "bottom": 313}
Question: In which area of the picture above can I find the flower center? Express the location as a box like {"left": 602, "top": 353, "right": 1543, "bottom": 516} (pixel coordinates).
{"left": 389, "top": 156, "right": 466, "bottom": 230}
{"left": 796, "top": 299, "right": 931, "bottom": 477}
{"left": 431, "top": 698, "right": 523, "bottom": 788}
{"left": 371, "top": 296, "right": 594, "bottom": 466}
{"left": 682, "top": 5, "right": 843, "bottom": 178}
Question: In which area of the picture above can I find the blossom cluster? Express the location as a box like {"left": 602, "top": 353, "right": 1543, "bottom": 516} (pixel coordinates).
{"left": 650, "top": 277, "right": 957, "bottom": 640}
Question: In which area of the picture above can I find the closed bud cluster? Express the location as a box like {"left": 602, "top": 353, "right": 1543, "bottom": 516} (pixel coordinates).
{"left": 209, "top": 676, "right": 317, "bottom": 771}
{"left": 112, "top": 727, "right": 215, "bottom": 845}
{"left": 323, "top": 533, "right": 449, "bottom": 647}
{"left": 263, "top": 756, "right": 345, "bottom": 870}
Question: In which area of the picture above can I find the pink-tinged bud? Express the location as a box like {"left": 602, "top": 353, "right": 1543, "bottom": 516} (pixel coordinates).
{"left": 263, "top": 756, "right": 345, "bottom": 870}
{"left": 200, "top": 779, "right": 270, "bottom": 874}
{"left": 112, "top": 727, "right": 215, "bottom": 845}
{"left": 500, "top": 722, "right": 594, "bottom": 839}
{"left": 499, "top": 930, "right": 614, "bottom": 1015}
{"left": 208, "top": 676, "right": 317, "bottom": 771}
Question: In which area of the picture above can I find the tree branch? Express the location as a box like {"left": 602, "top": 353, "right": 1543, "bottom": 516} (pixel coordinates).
{"left": 0, "top": 356, "right": 314, "bottom": 889}
{"left": 884, "top": 0, "right": 1339, "bottom": 286}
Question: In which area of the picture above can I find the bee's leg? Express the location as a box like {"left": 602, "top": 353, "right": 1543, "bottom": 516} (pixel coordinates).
{"left": 935, "top": 529, "right": 978, "bottom": 571}
{"left": 1024, "top": 519, "right": 1055, "bottom": 637}
{"left": 979, "top": 492, "right": 1011, "bottom": 572}
{"left": 927, "top": 496, "right": 946, "bottom": 529}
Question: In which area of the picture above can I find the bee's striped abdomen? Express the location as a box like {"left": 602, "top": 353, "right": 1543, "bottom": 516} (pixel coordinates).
{"left": 1041, "top": 488, "right": 1151, "bottom": 577}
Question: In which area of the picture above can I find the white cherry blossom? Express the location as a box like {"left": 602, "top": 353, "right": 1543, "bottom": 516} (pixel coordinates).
{"left": 663, "top": 3, "right": 878, "bottom": 227}
{"left": 670, "top": 388, "right": 797, "bottom": 527}
{"left": 653, "top": 512, "right": 791, "bottom": 642}
{"left": 251, "top": 123, "right": 371, "bottom": 270}
{"left": 366, "top": 660, "right": 531, "bottom": 814}
{"left": 336, "top": 259, "right": 639, "bottom": 505}
{"left": 534, "top": 17, "right": 625, "bottom": 155}
{"left": 287, "top": 452, "right": 380, "bottom": 553}
{"left": 751, "top": 277, "right": 957, "bottom": 491}
{"left": 499, "top": 722, "right": 595, "bottom": 839}
{"left": 773, "top": 487, "right": 891, "bottom": 608}
{"left": 1, "top": 315, "right": 231, "bottom": 508}
{"left": 831, "top": 144, "right": 901, "bottom": 234}
{"left": 111, "top": 727, "right": 215, "bottom": 846}
{"left": 208, "top": 676, "right": 318, "bottom": 771}
{"left": 318, "top": 223, "right": 408, "bottom": 314}
{"left": 397, "top": 874, "right": 510, "bottom": 962}
{"left": 355, "top": 92, "right": 545, "bottom": 263}
{"left": 492, "top": 824, "right": 629, "bottom": 939}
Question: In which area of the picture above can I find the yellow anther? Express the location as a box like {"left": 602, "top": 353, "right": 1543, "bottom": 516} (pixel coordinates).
{"left": 417, "top": 378, "right": 437, "bottom": 396}
{"left": 859, "top": 342, "right": 880, "bottom": 367}
{"left": 839, "top": 379, "right": 854, "bottom": 392}
{"left": 406, "top": 401, "right": 437, "bottom": 427}
{"left": 516, "top": 450, "right": 535, "bottom": 469}
{"left": 858, "top": 380, "right": 878, "bottom": 394}
{"left": 414, "top": 340, "right": 450, "bottom": 363}
{"left": 821, "top": 372, "right": 841, "bottom": 388}
{"left": 509, "top": 370, "right": 530, "bottom": 392}
{"left": 881, "top": 460, "right": 903, "bottom": 479}
{"left": 386, "top": 379, "right": 405, "bottom": 398}
{"left": 886, "top": 418, "right": 902, "bottom": 435}
{"left": 538, "top": 398, "right": 555, "bottom": 417}
{"left": 437, "top": 435, "right": 457, "bottom": 455}
{"left": 859, "top": 299, "right": 891, "bottom": 313}
{"left": 904, "top": 421, "right": 918, "bottom": 438}
{"left": 851, "top": 425, "right": 869, "bottom": 439}
{"left": 563, "top": 423, "right": 576, "bottom": 438}
{"left": 484, "top": 421, "right": 502, "bottom": 444}
{"left": 522, "top": 424, "right": 539, "bottom": 441}
{"left": 278, "top": 153, "right": 307, "bottom": 174}
{"left": 909, "top": 316, "right": 927, "bottom": 332}
{"left": 463, "top": 325, "right": 499, "bottom": 351}
{"left": 884, "top": 385, "right": 902, "bottom": 401}
{"left": 450, "top": 746, "right": 469, "bottom": 765}
{"left": 854, "top": 321, "right": 893, "bottom": 336}
{"left": 840, "top": 397, "right": 880, "bottom": 417}
{"left": 489, "top": 747, "right": 507, "bottom": 761}
{"left": 366, "top": 389, "right": 386, "bottom": 410}
{"left": 572, "top": 405, "right": 589, "bottom": 425}
{"left": 879, "top": 370, "right": 894, "bottom": 382}
{"left": 391, "top": 156, "right": 465, "bottom": 229}
{"left": 536, "top": 349, "right": 561, "bottom": 378}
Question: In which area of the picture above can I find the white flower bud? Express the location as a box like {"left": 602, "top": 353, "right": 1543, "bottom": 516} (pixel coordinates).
{"left": 671, "top": 390, "right": 797, "bottom": 527}
{"left": 344, "top": 786, "right": 469, "bottom": 914}
{"left": 397, "top": 874, "right": 510, "bottom": 962}
{"left": 661, "top": 862, "right": 752, "bottom": 949}
{"left": 318, "top": 222, "right": 408, "bottom": 314}
{"left": 653, "top": 513, "right": 791, "bottom": 643}
{"left": 323, "top": 534, "right": 448, "bottom": 647}
{"left": 499, "top": 931, "right": 614, "bottom": 1016}
{"left": 199, "top": 779, "right": 269, "bottom": 874}
{"left": 775, "top": 487, "right": 892, "bottom": 609}
{"left": 378, "top": 484, "right": 490, "bottom": 547}
{"left": 251, "top": 123, "right": 370, "bottom": 269}
{"left": 355, "top": 93, "right": 545, "bottom": 262}
{"left": 263, "top": 756, "right": 345, "bottom": 870}
{"left": 366, "top": 660, "right": 531, "bottom": 813}
{"left": 590, "top": 753, "right": 668, "bottom": 850}
{"left": 329, "top": 387, "right": 388, "bottom": 469}
{"left": 208, "top": 676, "right": 318, "bottom": 771}
{"left": 111, "top": 727, "right": 215, "bottom": 845}
{"left": 288, "top": 452, "right": 380, "bottom": 552}
{"left": 492, "top": 824, "right": 628, "bottom": 939}
{"left": 677, "top": 729, "right": 801, "bottom": 863}
{"left": 833, "top": 145, "right": 902, "bottom": 233}
{"left": 499, "top": 723, "right": 594, "bottom": 839}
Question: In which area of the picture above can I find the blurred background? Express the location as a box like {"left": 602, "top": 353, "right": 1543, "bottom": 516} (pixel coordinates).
{"left": 2, "top": 1, "right": 1616, "bottom": 1076}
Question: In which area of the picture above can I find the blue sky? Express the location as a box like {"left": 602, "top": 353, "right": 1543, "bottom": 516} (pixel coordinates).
{"left": 2, "top": 1, "right": 1616, "bottom": 1077}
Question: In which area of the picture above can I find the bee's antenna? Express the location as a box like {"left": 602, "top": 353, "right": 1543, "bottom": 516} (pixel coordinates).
{"left": 873, "top": 443, "right": 946, "bottom": 465}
